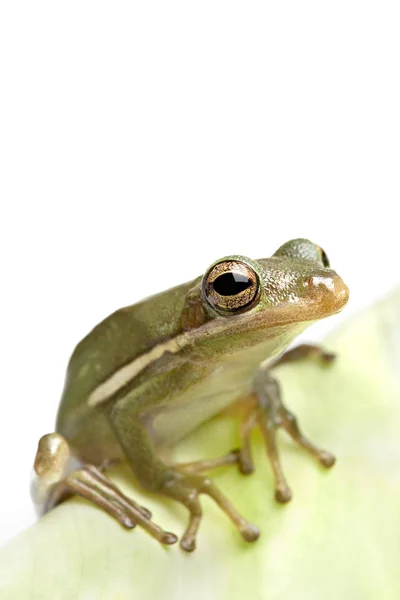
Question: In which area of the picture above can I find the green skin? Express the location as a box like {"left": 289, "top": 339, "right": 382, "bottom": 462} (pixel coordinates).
{"left": 32, "top": 238, "right": 349, "bottom": 552}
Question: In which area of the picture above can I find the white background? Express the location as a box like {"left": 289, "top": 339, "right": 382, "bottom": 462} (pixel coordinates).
{"left": 0, "top": 2, "right": 399, "bottom": 548}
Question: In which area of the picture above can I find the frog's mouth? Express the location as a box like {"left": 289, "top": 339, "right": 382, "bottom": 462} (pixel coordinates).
{"left": 292, "top": 273, "right": 350, "bottom": 322}
{"left": 257, "top": 273, "right": 348, "bottom": 328}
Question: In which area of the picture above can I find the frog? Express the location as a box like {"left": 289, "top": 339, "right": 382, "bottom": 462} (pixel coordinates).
{"left": 32, "top": 238, "right": 349, "bottom": 552}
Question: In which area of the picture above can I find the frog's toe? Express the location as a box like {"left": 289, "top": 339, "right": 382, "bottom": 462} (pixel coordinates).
{"left": 240, "top": 522, "right": 260, "bottom": 542}
{"left": 320, "top": 350, "right": 336, "bottom": 364}
{"left": 139, "top": 505, "right": 152, "bottom": 519}
{"left": 161, "top": 531, "right": 179, "bottom": 545}
{"left": 181, "top": 531, "right": 197, "bottom": 552}
{"left": 280, "top": 411, "right": 337, "bottom": 469}
{"left": 275, "top": 485, "right": 292, "bottom": 504}
{"left": 237, "top": 447, "right": 255, "bottom": 475}
{"left": 318, "top": 451, "right": 336, "bottom": 468}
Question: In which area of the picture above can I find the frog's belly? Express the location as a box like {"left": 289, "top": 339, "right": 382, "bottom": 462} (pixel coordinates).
{"left": 148, "top": 332, "right": 295, "bottom": 447}
{"left": 150, "top": 378, "right": 250, "bottom": 448}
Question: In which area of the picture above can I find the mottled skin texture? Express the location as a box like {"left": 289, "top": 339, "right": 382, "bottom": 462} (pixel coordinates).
{"left": 33, "top": 239, "right": 349, "bottom": 551}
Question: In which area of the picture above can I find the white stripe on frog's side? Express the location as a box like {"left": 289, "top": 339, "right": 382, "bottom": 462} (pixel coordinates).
{"left": 87, "top": 313, "right": 249, "bottom": 408}
{"left": 87, "top": 332, "right": 191, "bottom": 407}
{"left": 87, "top": 312, "right": 247, "bottom": 408}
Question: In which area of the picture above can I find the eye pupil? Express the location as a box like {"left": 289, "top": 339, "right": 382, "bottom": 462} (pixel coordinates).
{"left": 213, "top": 272, "right": 253, "bottom": 296}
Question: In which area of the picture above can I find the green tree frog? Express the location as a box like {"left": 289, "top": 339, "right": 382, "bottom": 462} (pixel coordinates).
{"left": 32, "top": 238, "right": 349, "bottom": 551}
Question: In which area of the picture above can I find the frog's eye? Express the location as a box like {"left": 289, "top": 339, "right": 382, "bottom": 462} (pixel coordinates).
{"left": 317, "top": 246, "right": 330, "bottom": 268}
{"left": 203, "top": 260, "right": 260, "bottom": 314}
{"left": 274, "top": 239, "right": 331, "bottom": 268}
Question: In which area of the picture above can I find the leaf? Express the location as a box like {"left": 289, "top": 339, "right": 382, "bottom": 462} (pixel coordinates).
{"left": 1, "top": 289, "right": 399, "bottom": 600}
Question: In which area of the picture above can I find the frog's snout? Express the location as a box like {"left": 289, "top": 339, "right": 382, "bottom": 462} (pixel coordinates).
{"left": 304, "top": 273, "right": 349, "bottom": 314}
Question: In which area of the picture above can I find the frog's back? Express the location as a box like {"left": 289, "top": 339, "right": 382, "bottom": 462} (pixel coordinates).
{"left": 56, "top": 280, "right": 194, "bottom": 455}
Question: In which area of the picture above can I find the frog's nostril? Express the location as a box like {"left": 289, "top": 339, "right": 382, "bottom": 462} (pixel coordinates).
{"left": 304, "top": 273, "right": 349, "bottom": 311}
{"left": 304, "top": 275, "right": 335, "bottom": 291}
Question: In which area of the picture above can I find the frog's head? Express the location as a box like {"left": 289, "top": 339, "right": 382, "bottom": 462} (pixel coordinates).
{"left": 190, "top": 239, "right": 349, "bottom": 336}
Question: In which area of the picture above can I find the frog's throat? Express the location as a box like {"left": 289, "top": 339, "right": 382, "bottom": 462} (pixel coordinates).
{"left": 87, "top": 292, "right": 347, "bottom": 408}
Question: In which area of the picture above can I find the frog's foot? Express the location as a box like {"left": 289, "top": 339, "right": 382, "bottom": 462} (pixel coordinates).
{"left": 270, "top": 343, "right": 336, "bottom": 369}
{"left": 160, "top": 471, "right": 260, "bottom": 552}
{"left": 32, "top": 433, "right": 177, "bottom": 547}
{"left": 54, "top": 466, "right": 177, "bottom": 545}
{"left": 239, "top": 370, "right": 335, "bottom": 503}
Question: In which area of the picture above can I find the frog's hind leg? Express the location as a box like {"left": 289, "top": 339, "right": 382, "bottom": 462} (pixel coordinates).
{"left": 32, "top": 433, "right": 177, "bottom": 546}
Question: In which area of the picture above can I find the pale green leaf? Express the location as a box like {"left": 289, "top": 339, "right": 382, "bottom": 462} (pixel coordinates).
{"left": 1, "top": 289, "right": 399, "bottom": 600}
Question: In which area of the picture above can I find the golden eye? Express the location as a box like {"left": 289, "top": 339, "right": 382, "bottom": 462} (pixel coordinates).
{"left": 317, "top": 246, "right": 330, "bottom": 268}
{"left": 203, "top": 260, "right": 260, "bottom": 314}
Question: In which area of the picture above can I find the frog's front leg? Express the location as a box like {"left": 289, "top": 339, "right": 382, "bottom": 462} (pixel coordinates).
{"left": 107, "top": 402, "right": 260, "bottom": 552}
{"left": 239, "top": 357, "right": 336, "bottom": 503}
{"left": 32, "top": 433, "right": 177, "bottom": 545}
